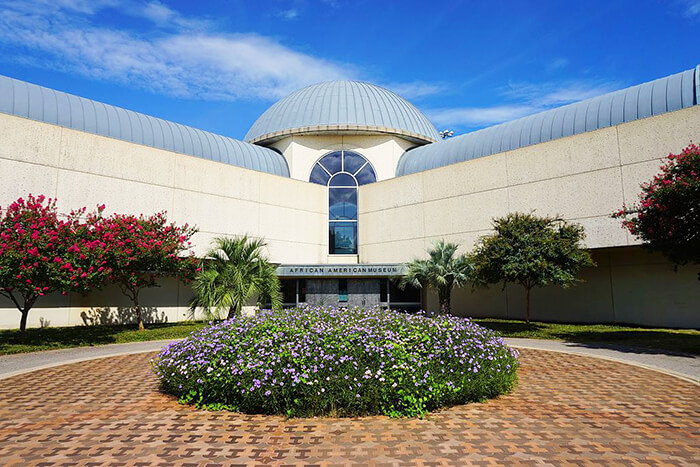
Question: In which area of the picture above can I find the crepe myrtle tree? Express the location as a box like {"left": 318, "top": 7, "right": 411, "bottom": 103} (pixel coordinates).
{"left": 0, "top": 195, "right": 110, "bottom": 331}
{"left": 398, "top": 239, "right": 472, "bottom": 314}
{"left": 189, "top": 235, "right": 281, "bottom": 320}
{"left": 470, "top": 213, "right": 595, "bottom": 323}
{"left": 613, "top": 143, "right": 700, "bottom": 278}
{"left": 97, "top": 211, "right": 198, "bottom": 331}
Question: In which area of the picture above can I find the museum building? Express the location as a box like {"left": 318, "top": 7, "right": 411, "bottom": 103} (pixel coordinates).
{"left": 0, "top": 65, "right": 699, "bottom": 328}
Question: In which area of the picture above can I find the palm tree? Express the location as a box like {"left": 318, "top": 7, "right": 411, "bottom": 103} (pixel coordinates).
{"left": 190, "top": 236, "right": 281, "bottom": 319}
{"left": 398, "top": 240, "right": 472, "bottom": 314}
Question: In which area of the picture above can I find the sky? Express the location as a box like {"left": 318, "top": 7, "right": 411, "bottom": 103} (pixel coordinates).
{"left": 0, "top": 0, "right": 698, "bottom": 140}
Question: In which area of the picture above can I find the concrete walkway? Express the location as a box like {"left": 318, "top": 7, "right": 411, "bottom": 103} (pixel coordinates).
{"left": 506, "top": 337, "right": 700, "bottom": 383}
{"left": 1, "top": 337, "right": 698, "bottom": 383}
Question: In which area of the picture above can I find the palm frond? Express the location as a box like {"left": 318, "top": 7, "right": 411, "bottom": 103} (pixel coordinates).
{"left": 189, "top": 235, "right": 281, "bottom": 319}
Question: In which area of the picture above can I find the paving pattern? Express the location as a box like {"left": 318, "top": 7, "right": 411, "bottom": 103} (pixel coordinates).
{"left": 0, "top": 349, "right": 698, "bottom": 466}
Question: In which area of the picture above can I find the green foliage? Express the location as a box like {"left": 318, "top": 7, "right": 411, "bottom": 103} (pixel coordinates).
{"left": 153, "top": 306, "right": 519, "bottom": 418}
{"left": 613, "top": 143, "right": 700, "bottom": 276}
{"left": 189, "top": 236, "right": 281, "bottom": 320}
{"left": 470, "top": 213, "right": 595, "bottom": 321}
{"left": 398, "top": 240, "right": 472, "bottom": 314}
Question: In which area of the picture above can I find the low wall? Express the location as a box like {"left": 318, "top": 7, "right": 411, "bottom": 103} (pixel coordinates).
{"left": 425, "top": 246, "right": 699, "bottom": 329}
{"left": 0, "top": 278, "right": 194, "bottom": 330}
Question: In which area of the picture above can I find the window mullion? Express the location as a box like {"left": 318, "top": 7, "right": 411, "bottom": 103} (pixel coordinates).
{"left": 354, "top": 161, "right": 369, "bottom": 175}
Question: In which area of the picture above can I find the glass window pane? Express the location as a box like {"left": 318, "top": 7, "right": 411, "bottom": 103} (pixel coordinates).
{"left": 329, "top": 222, "right": 357, "bottom": 254}
{"left": 338, "top": 278, "right": 348, "bottom": 302}
{"left": 298, "top": 279, "right": 306, "bottom": 302}
{"left": 355, "top": 165, "right": 377, "bottom": 185}
{"left": 280, "top": 279, "right": 296, "bottom": 304}
{"left": 319, "top": 151, "right": 342, "bottom": 174}
{"left": 344, "top": 151, "right": 367, "bottom": 174}
{"left": 329, "top": 188, "right": 357, "bottom": 220}
{"left": 329, "top": 173, "right": 357, "bottom": 187}
{"left": 390, "top": 280, "right": 422, "bottom": 303}
{"left": 309, "top": 164, "right": 330, "bottom": 185}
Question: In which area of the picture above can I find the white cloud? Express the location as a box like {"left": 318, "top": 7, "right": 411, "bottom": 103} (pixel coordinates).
{"left": 276, "top": 9, "right": 299, "bottom": 20}
{"left": 547, "top": 57, "right": 569, "bottom": 71}
{"left": 0, "top": 1, "right": 353, "bottom": 100}
{"left": 679, "top": 0, "right": 700, "bottom": 18}
{"left": 427, "top": 80, "right": 620, "bottom": 128}
{"left": 140, "top": 1, "right": 178, "bottom": 24}
{"left": 385, "top": 81, "right": 446, "bottom": 100}
{"left": 428, "top": 105, "right": 539, "bottom": 127}
{"left": 502, "top": 80, "right": 619, "bottom": 106}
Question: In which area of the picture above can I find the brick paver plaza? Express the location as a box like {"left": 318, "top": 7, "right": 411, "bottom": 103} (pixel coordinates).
{"left": 0, "top": 348, "right": 698, "bottom": 465}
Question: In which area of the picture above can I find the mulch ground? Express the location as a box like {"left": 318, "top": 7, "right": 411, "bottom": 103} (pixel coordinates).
{"left": 0, "top": 348, "right": 698, "bottom": 466}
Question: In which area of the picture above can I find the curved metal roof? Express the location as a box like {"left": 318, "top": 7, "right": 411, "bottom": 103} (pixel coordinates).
{"left": 245, "top": 80, "right": 440, "bottom": 144}
{"left": 0, "top": 75, "right": 290, "bottom": 177}
{"left": 396, "top": 65, "right": 699, "bottom": 177}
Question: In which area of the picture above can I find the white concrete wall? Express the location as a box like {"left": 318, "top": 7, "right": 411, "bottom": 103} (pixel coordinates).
{"left": 270, "top": 134, "right": 416, "bottom": 182}
{"left": 0, "top": 279, "right": 192, "bottom": 330}
{"left": 358, "top": 105, "right": 700, "bottom": 261}
{"left": 0, "top": 113, "right": 328, "bottom": 328}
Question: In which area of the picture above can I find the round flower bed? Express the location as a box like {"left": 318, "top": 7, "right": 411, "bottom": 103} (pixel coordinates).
{"left": 152, "top": 306, "right": 519, "bottom": 417}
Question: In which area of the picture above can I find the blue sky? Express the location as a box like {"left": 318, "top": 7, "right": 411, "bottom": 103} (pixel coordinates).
{"left": 0, "top": 0, "right": 698, "bottom": 140}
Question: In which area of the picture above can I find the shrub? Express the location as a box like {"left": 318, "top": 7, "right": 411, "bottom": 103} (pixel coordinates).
{"left": 152, "top": 306, "right": 519, "bottom": 418}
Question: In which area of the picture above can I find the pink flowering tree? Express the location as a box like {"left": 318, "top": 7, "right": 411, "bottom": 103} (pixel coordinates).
{"left": 613, "top": 143, "right": 700, "bottom": 277}
{"left": 97, "top": 212, "right": 198, "bottom": 331}
{"left": 0, "top": 195, "right": 110, "bottom": 331}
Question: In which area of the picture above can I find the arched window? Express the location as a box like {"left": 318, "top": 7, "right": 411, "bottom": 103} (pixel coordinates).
{"left": 309, "top": 151, "right": 376, "bottom": 254}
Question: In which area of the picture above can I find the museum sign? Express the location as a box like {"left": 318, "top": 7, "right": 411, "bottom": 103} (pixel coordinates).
{"left": 276, "top": 263, "right": 407, "bottom": 277}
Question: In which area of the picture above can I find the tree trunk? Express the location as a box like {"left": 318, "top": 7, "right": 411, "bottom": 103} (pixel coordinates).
{"left": 3, "top": 291, "right": 31, "bottom": 332}
{"left": 525, "top": 287, "right": 531, "bottom": 324}
{"left": 134, "top": 292, "right": 145, "bottom": 331}
{"left": 227, "top": 305, "right": 236, "bottom": 320}
{"left": 438, "top": 288, "right": 451, "bottom": 314}
{"left": 19, "top": 309, "right": 29, "bottom": 332}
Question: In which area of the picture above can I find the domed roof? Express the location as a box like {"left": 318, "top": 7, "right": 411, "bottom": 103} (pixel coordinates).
{"left": 245, "top": 81, "right": 439, "bottom": 144}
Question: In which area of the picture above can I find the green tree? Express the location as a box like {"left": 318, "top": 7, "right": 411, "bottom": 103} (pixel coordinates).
{"left": 470, "top": 213, "right": 595, "bottom": 323}
{"left": 190, "top": 236, "right": 281, "bottom": 319}
{"left": 398, "top": 239, "right": 472, "bottom": 314}
{"left": 613, "top": 143, "right": 700, "bottom": 277}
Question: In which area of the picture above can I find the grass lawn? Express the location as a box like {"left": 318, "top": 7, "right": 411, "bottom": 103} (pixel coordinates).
{"left": 1, "top": 317, "right": 698, "bottom": 356}
{"left": 0, "top": 321, "right": 208, "bottom": 355}
{"left": 474, "top": 318, "right": 700, "bottom": 355}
